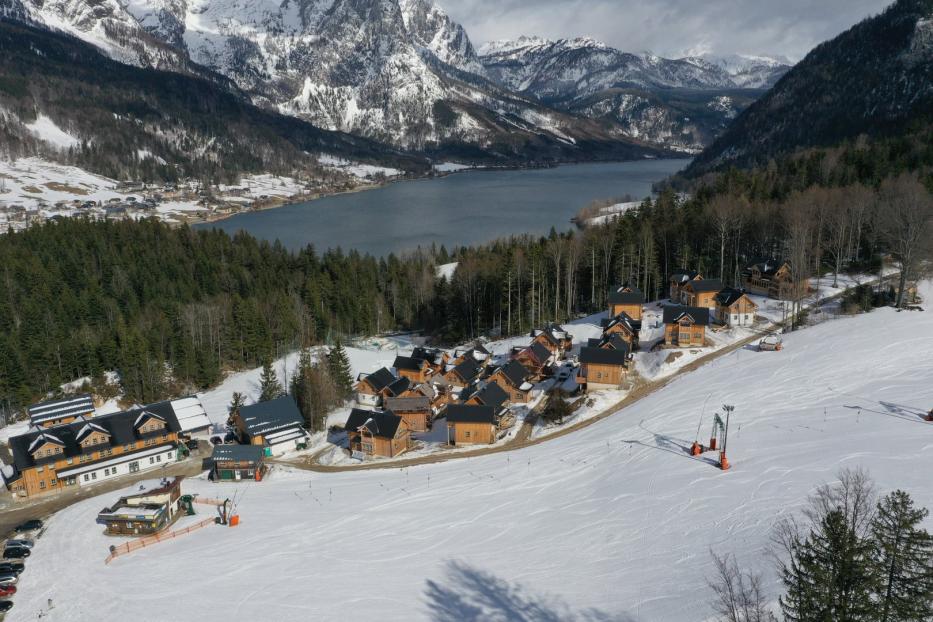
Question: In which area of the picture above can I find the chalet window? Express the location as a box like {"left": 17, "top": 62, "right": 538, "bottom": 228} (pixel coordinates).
{"left": 50, "top": 478, "right": 57, "bottom": 486}
{"left": 361, "top": 442, "right": 374, "bottom": 453}
{"left": 464, "top": 431, "right": 471, "bottom": 438}
{"left": 91, "top": 472, "right": 97, "bottom": 480}
{"left": 156, "top": 455, "right": 161, "bottom": 463}
{"left": 149, "top": 457, "right": 155, "bottom": 464}
{"left": 84, "top": 474, "right": 90, "bottom": 482}
{"left": 66, "top": 458, "right": 73, "bottom": 465}
{"left": 101, "top": 448, "right": 113, "bottom": 457}
{"left": 39, "top": 481, "right": 46, "bottom": 489}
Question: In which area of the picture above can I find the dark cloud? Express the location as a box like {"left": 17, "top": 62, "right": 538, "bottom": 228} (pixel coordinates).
{"left": 442, "top": 0, "right": 894, "bottom": 60}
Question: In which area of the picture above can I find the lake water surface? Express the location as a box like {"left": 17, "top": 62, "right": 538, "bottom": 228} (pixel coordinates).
{"left": 200, "top": 159, "right": 689, "bottom": 256}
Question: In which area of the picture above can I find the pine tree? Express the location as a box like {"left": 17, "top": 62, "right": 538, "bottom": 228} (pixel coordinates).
{"left": 228, "top": 391, "right": 246, "bottom": 426}
{"left": 327, "top": 340, "right": 354, "bottom": 401}
{"left": 258, "top": 359, "right": 283, "bottom": 402}
{"left": 541, "top": 389, "right": 572, "bottom": 425}
{"left": 290, "top": 349, "right": 314, "bottom": 429}
{"left": 870, "top": 490, "right": 933, "bottom": 622}
{"left": 780, "top": 509, "right": 875, "bottom": 622}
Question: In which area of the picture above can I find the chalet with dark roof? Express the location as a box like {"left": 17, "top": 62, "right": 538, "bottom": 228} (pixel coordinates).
{"left": 512, "top": 341, "right": 552, "bottom": 378}
{"left": 530, "top": 323, "right": 573, "bottom": 358}
{"left": 578, "top": 345, "right": 631, "bottom": 390}
{"left": 601, "top": 311, "right": 640, "bottom": 349}
{"left": 669, "top": 270, "right": 703, "bottom": 302}
{"left": 354, "top": 367, "right": 397, "bottom": 407}
{"left": 680, "top": 278, "right": 724, "bottom": 308}
{"left": 232, "top": 396, "right": 308, "bottom": 456}
{"left": 461, "top": 381, "right": 509, "bottom": 410}
{"left": 714, "top": 288, "right": 759, "bottom": 327}
{"left": 410, "top": 347, "right": 449, "bottom": 374}
{"left": 445, "top": 404, "right": 506, "bottom": 446}
{"left": 742, "top": 259, "right": 807, "bottom": 300}
{"left": 384, "top": 396, "right": 433, "bottom": 432}
{"left": 211, "top": 444, "right": 266, "bottom": 482}
{"left": 393, "top": 355, "right": 433, "bottom": 383}
{"left": 345, "top": 409, "right": 411, "bottom": 458}
{"left": 487, "top": 360, "right": 534, "bottom": 403}
{"left": 608, "top": 285, "right": 645, "bottom": 321}
{"left": 444, "top": 358, "right": 481, "bottom": 388}
{"left": 5, "top": 400, "right": 186, "bottom": 498}
{"left": 27, "top": 393, "right": 95, "bottom": 428}
{"left": 663, "top": 305, "right": 711, "bottom": 348}
{"left": 96, "top": 477, "right": 184, "bottom": 536}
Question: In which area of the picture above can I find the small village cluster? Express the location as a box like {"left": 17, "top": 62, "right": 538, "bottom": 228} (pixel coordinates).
{"left": 0, "top": 256, "right": 805, "bottom": 500}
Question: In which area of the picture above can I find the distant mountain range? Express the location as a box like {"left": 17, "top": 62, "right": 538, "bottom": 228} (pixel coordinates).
{"left": 0, "top": 0, "right": 793, "bottom": 165}
{"left": 688, "top": 0, "right": 933, "bottom": 175}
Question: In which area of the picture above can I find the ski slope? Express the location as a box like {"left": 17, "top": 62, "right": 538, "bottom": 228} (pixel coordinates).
{"left": 8, "top": 283, "right": 933, "bottom": 621}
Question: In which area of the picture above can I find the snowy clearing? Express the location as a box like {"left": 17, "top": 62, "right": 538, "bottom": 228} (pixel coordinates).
{"left": 9, "top": 281, "right": 932, "bottom": 621}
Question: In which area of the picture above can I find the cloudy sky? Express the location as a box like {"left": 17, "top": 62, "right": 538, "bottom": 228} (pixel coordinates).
{"left": 441, "top": 0, "right": 894, "bottom": 60}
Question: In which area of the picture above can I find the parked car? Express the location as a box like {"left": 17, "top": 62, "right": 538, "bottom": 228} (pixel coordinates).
{"left": 0, "top": 564, "right": 22, "bottom": 577}
{"left": 13, "top": 519, "right": 42, "bottom": 532}
{"left": 5, "top": 539, "right": 33, "bottom": 549}
{"left": 0, "top": 585, "right": 15, "bottom": 597}
{"left": 0, "top": 600, "right": 13, "bottom": 613}
{"left": 185, "top": 439, "right": 200, "bottom": 450}
{"left": 2, "top": 548, "right": 29, "bottom": 559}
{"left": 0, "top": 574, "right": 17, "bottom": 586}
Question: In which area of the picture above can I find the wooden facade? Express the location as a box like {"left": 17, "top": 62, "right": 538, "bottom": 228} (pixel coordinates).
{"left": 669, "top": 271, "right": 703, "bottom": 302}
{"left": 384, "top": 397, "right": 433, "bottom": 432}
{"left": 680, "top": 279, "right": 723, "bottom": 309}
{"left": 345, "top": 410, "right": 411, "bottom": 458}
{"left": 662, "top": 306, "right": 710, "bottom": 348}
{"left": 577, "top": 346, "right": 629, "bottom": 391}
{"left": 743, "top": 260, "right": 808, "bottom": 300}
{"left": 212, "top": 445, "right": 265, "bottom": 482}
{"left": 608, "top": 286, "right": 645, "bottom": 321}
{"left": 96, "top": 477, "right": 183, "bottom": 536}
{"left": 447, "top": 421, "right": 496, "bottom": 445}
{"left": 714, "top": 289, "right": 759, "bottom": 327}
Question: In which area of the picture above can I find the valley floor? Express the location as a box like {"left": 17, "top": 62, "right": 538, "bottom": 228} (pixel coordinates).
{"left": 6, "top": 282, "right": 932, "bottom": 621}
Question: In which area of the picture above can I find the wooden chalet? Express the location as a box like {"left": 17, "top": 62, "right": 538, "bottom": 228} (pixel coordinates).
{"left": 5, "top": 401, "right": 186, "bottom": 499}
{"left": 443, "top": 358, "right": 482, "bottom": 388}
{"left": 345, "top": 409, "right": 411, "bottom": 458}
{"left": 714, "top": 288, "right": 758, "bottom": 327}
{"left": 512, "top": 341, "right": 552, "bottom": 378}
{"left": 379, "top": 376, "right": 412, "bottom": 401}
{"left": 587, "top": 333, "right": 631, "bottom": 352}
{"left": 608, "top": 285, "right": 645, "bottom": 321}
{"left": 669, "top": 270, "right": 703, "bottom": 302}
{"left": 410, "top": 347, "right": 450, "bottom": 375}
{"left": 27, "top": 393, "right": 95, "bottom": 428}
{"left": 487, "top": 360, "right": 534, "bottom": 403}
{"left": 681, "top": 278, "right": 724, "bottom": 309}
{"left": 461, "top": 381, "right": 509, "bottom": 410}
{"left": 211, "top": 444, "right": 265, "bottom": 482}
{"left": 232, "top": 396, "right": 308, "bottom": 456}
{"left": 96, "top": 477, "right": 183, "bottom": 536}
{"left": 578, "top": 345, "right": 630, "bottom": 391}
{"left": 393, "top": 355, "right": 433, "bottom": 383}
{"left": 354, "top": 367, "right": 397, "bottom": 407}
{"left": 601, "top": 311, "right": 640, "bottom": 349}
{"left": 384, "top": 396, "right": 433, "bottom": 432}
{"left": 452, "top": 343, "right": 491, "bottom": 366}
{"left": 742, "top": 259, "right": 807, "bottom": 300}
{"left": 530, "top": 323, "right": 573, "bottom": 358}
{"left": 662, "top": 305, "right": 711, "bottom": 348}
{"left": 445, "top": 404, "right": 506, "bottom": 446}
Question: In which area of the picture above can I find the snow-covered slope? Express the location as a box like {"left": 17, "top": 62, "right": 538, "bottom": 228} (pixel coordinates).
{"left": 9, "top": 283, "right": 933, "bottom": 621}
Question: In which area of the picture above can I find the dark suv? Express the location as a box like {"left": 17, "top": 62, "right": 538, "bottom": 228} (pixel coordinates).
{"left": 2, "top": 548, "right": 29, "bottom": 559}
{"left": 13, "top": 519, "right": 43, "bottom": 532}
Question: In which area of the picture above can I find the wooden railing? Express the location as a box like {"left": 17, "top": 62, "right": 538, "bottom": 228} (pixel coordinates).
{"left": 104, "top": 516, "right": 216, "bottom": 564}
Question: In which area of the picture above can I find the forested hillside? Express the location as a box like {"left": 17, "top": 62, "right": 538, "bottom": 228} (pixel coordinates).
{"left": 0, "top": 20, "right": 425, "bottom": 183}
{"left": 686, "top": 0, "right": 933, "bottom": 175}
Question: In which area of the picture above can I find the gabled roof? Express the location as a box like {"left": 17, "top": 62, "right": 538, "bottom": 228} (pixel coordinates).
{"left": 27, "top": 432, "right": 65, "bottom": 453}
{"left": 134, "top": 410, "right": 167, "bottom": 429}
{"left": 684, "top": 278, "right": 724, "bottom": 293}
{"left": 670, "top": 270, "right": 701, "bottom": 283}
{"left": 449, "top": 358, "right": 480, "bottom": 381}
{"left": 344, "top": 409, "right": 404, "bottom": 439}
{"left": 608, "top": 285, "right": 645, "bottom": 305}
{"left": 579, "top": 346, "right": 630, "bottom": 366}
{"left": 27, "top": 393, "right": 95, "bottom": 425}
{"left": 9, "top": 400, "right": 184, "bottom": 473}
{"left": 714, "top": 287, "right": 756, "bottom": 308}
{"left": 604, "top": 311, "right": 638, "bottom": 334}
{"left": 526, "top": 342, "right": 552, "bottom": 365}
{"left": 75, "top": 420, "right": 110, "bottom": 443}
{"left": 383, "top": 376, "right": 412, "bottom": 397}
{"left": 495, "top": 360, "right": 530, "bottom": 388}
{"left": 393, "top": 356, "right": 425, "bottom": 372}
{"left": 600, "top": 334, "right": 631, "bottom": 354}
{"left": 662, "top": 305, "right": 711, "bottom": 326}
{"left": 384, "top": 396, "right": 431, "bottom": 412}
{"left": 237, "top": 396, "right": 304, "bottom": 438}
{"left": 463, "top": 382, "right": 509, "bottom": 408}
{"left": 211, "top": 444, "right": 264, "bottom": 463}
{"left": 357, "top": 367, "right": 397, "bottom": 392}
{"left": 411, "top": 347, "right": 445, "bottom": 365}
{"left": 744, "top": 258, "right": 788, "bottom": 277}
{"left": 445, "top": 404, "right": 499, "bottom": 424}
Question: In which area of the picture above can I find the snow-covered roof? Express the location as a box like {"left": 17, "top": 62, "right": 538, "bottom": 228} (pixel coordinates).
{"left": 27, "top": 432, "right": 64, "bottom": 453}
{"left": 170, "top": 397, "right": 211, "bottom": 433}
{"left": 27, "top": 393, "right": 95, "bottom": 425}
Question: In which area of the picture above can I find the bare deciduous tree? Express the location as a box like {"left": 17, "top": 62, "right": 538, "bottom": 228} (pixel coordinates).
{"left": 878, "top": 174, "right": 933, "bottom": 308}
{"left": 709, "top": 552, "right": 776, "bottom": 622}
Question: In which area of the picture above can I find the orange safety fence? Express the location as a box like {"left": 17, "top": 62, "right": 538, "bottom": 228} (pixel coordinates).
{"left": 104, "top": 516, "right": 216, "bottom": 564}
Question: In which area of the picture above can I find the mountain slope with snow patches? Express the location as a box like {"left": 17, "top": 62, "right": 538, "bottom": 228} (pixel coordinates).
{"left": 8, "top": 282, "right": 933, "bottom": 621}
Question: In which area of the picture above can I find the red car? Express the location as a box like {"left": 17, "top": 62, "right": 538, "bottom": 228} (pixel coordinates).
{"left": 0, "top": 585, "right": 15, "bottom": 597}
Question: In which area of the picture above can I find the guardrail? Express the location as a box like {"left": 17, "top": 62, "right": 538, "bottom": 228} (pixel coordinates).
{"left": 104, "top": 516, "right": 216, "bottom": 564}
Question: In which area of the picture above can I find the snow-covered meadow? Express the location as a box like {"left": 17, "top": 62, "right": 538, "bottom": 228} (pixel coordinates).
{"left": 7, "top": 282, "right": 932, "bottom": 621}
